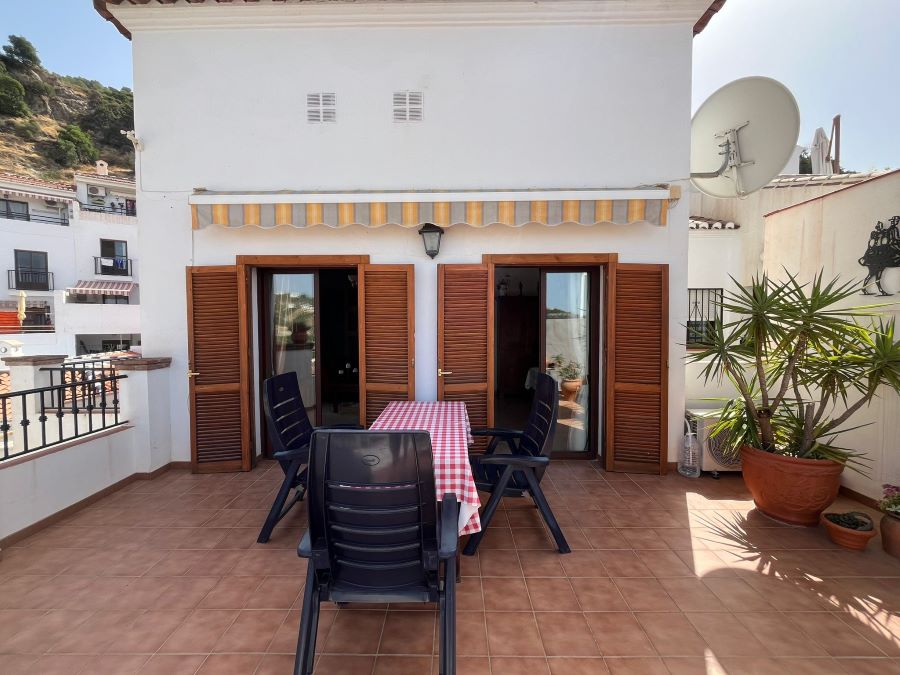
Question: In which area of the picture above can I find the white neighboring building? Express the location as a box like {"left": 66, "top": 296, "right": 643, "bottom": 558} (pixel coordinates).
{"left": 0, "top": 165, "right": 141, "bottom": 359}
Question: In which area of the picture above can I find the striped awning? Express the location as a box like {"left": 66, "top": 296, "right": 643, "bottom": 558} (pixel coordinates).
{"left": 189, "top": 188, "right": 672, "bottom": 230}
{"left": 66, "top": 280, "right": 136, "bottom": 297}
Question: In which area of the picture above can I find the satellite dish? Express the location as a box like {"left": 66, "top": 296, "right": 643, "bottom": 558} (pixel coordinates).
{"left": 691, "top": 77, "right": 800, "bottom": 198}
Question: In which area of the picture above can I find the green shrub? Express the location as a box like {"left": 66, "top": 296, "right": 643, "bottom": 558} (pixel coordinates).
{"left": 12, "top": 117, "right": 41, "bottom": 140}
{"left": 0, "top": 72, "right": 28, "bottom": 116}
{"left": 50, "top": 124, "right": 98, "bottom": 167}
{"left": 1, "top": 36, "right": 41, "bottom": 70}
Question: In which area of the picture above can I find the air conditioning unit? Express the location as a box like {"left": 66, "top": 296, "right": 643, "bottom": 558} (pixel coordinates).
{"left": 685, "top": 409, "right": 742, "bottom": 474}
{"left": 88, "top": 186, "right": 106, "bottom": 197}
{"left": 45, "top": 199, "right": 59, "bottom": 207}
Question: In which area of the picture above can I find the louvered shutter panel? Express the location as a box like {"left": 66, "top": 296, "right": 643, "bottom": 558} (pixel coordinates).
{"left": 358, "top": 265, "right": 415, "bottom": 426}
{"left": 437, "top": 264, "right": 494, "bottom": 450}
{"left": 605, "top": 263, "right": 668, "bottom": 474}
{"left": 187, "top": 266, "right": 252, "bottom": 473}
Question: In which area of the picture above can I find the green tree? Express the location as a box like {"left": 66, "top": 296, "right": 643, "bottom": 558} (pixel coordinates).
{"left": 1, "top": 35, "right": 41, "bottom": 69}
{"left": 50, "top": 124, "right": 99, "bottom": 167}
{"left": 79, "top": 88, "right": 134, "bottom": 152}
{"left": 0, "top": 72, "right": 28, "bottom": 116}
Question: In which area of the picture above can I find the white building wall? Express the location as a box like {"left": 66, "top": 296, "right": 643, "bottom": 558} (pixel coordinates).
{"left": 130, "top": 19, "right": 694, "bottom": 464}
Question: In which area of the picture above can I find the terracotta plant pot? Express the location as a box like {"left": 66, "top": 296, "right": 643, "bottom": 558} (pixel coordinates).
{"left": 821, "top": 513, "right": 877, "bottom": 551}
{"left": 560, "top": 379, "right": 581, "bottom": 402}
{"left": 740, "top": 445, "right": 844, "bottom": 527}
{"left": 882, "top": 514, "right": 900, "bottom": 559}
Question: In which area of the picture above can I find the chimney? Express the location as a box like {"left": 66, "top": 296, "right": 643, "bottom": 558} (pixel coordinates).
{"left": 95, "top": 160, "right": 109, "bottom": 176}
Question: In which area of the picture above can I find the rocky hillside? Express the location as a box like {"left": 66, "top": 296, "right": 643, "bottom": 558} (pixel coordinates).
{"left": 0, "top": 36, "right": 133, "bottom": 181}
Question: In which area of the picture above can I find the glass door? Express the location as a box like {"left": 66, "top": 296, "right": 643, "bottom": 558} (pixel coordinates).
{"left": 542, "top": 270, "right": 593, "bottom": 455}
{"left": 268, "top": 272, "right": 318, "bottom": 423}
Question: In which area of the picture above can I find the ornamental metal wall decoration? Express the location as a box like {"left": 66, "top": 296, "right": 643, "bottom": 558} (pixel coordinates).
{"left": 859, "top": 215, "right": 900, "bottom": 295}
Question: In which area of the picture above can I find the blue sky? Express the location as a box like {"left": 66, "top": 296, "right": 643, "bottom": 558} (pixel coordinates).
{"left": 3, "top": 0, "right": 897, "bottom": 170}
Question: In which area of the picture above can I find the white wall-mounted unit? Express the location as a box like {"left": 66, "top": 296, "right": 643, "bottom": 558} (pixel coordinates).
{"left": 685, "top": 409, "right": 741, "bottom": 474}
{"left": 88, "top": 186, "right": 107, "bottom": 197}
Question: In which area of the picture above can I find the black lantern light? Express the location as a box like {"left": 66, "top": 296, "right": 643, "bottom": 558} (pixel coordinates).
{"left": 418, "top": 222, "right": 444, "bottom": 259}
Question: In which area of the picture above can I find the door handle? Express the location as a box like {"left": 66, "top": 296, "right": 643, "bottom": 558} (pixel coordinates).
{"left": 438, "top": 369, "right": 453, "bottom": 377}
{"left": 188, "top": 371, "right": 200, "bottom": 378}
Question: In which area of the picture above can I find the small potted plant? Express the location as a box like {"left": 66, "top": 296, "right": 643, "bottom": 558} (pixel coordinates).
{"left": 553, "top": 354, "right": 583, "bottom": 402}
{"left": 688, "top": 272, "right": 900, "bottom": 526}
{"left": 821, "top": 512, "right": 877, "bottom": 551}
{"left": 291, "top": 320, "right": 310, "bottom": 346}
{"left": 879, "top": 484, "right": 900, "bottom": 558}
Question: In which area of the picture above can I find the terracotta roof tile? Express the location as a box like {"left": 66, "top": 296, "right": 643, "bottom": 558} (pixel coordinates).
{"left": 0, "top": 172, "right": 76, "bottom": 193}
{"left": 73, "top": 172, "right": 136, "bottom": 187}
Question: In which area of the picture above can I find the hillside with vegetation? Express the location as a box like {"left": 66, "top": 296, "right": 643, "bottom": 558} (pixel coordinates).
{"left": 0, "top": 35, "right": 133, "bottom": 181}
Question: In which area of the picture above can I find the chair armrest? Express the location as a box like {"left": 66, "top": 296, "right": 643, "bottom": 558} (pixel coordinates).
{"left": 471, "top": 428, "right": 523, "bottom": 439}
{"left": 476, "top": 454, "right": 550, "bottom": 469}
{"left": 273, "top": 446, "right": 309, "bottom": 462}
{"left": 298, "top": 531, "right": 312, "bottom": 558}
{"left": 438, "top": 494, "right": 459, "bottom": 560}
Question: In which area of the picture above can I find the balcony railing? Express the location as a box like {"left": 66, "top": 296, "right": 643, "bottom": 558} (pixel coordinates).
{"left": 8, "top": 269, "right": 54, "bottom": 291}
{"left": 94, "top": 256, "right": 132, "bottom": 276}
{"left": 1, "top": 210, "right": 69, "bottom": 226}
{"left": 80, "top": 202, "right": 137, "bottom": 217}
{"left": 1, "top": 370, "right": 127, "bottom": 461}
{"left": 687, "top": 287, "right": 724, "bottom": 348}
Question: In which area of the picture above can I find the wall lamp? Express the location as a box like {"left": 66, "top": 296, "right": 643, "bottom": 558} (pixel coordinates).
{"left": 418, "top": 222, "right": 444, "bottom": 259}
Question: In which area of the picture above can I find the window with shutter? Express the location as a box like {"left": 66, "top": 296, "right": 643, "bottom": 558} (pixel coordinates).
{"left": 437, "top": 264, "right": 494, "bottom": 450}
{"left": 358, "top": 264, "right": 415, "bottom": 426}
{"left": 186, "top": 265, "right": 253, "bottom": 473}
{"left": 605, "top": 263, "right": 668, "bottom": 473}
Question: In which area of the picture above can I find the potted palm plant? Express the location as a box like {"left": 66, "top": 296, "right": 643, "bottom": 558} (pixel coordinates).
{"left": 553, "top": 354, "right": 583, "bottom": 402}
{"left": 879, "top": 484, "right": 900, "bottom": 558}
{"left": 689, "top": 273, "right": 900, "bottom": 526}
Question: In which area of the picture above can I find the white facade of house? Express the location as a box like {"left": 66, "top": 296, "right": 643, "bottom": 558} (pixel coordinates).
{"left": 106, "top": 0, "right": 722, "bottom": 469}
{"left": 0, "top": 170, "right": 141, "bottom": 358}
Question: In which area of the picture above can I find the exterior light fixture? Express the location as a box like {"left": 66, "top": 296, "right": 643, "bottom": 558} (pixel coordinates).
{"left": 418, "top": 222, "right": 444, "bottom": 259}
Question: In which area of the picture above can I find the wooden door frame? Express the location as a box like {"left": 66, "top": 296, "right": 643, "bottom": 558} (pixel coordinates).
{"left": 236, "top": 255, "right": 370, "bottom": 459}
{"left": 482, "top": 254, "right": 617, "bottom": 462}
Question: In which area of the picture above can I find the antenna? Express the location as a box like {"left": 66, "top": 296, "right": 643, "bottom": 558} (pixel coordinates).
{"left": 690, "top": 77, "right": 800, "bottom": 198}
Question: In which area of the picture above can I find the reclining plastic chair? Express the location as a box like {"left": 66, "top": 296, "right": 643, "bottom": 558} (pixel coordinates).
{"left": 464, "top": 372, "right": 570, "bottom": 555}
{"left": 295, "top": 429, "right": 458, "bottom": 675}
{"left": 257, "top": 372, "right": 360, "bottom": 544}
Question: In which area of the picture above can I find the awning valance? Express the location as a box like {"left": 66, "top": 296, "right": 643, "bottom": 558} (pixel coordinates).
{"left": 66, "top": 280, "right": 136, "bottom": 297}
{"left": 189, "top": 188, "right": 672, "bottom": 230}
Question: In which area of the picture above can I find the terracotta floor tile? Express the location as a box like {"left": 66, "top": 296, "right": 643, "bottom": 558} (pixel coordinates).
{"left": 105, "top": 609, "right": 191, "bottom": 653}
{"left": 485, "top": 611, "right": 545, "bottom": 657}
{"left": 634, "top": 550, "right": 695, "bottom": 577}
{"left": 657, "top": 578, "right": 726, "bottom": 612}
{"left": 158, "top": 609, "right": 238, "bottom": 653}
{"left": 483, "top": 577, "right": 532, "bottom": 611}
{"left": 634, "top": 612, "right": 708, "bottom": 656}
{"left": 570, "top": 578, "right": 629, "bottom": 611}
{"left": 490, "top": 656, "right": 550, "bottom": 674}
{"left": 559, "top": 551, "right": 609, "bottom": 577}
{"left": 603, "top": 656, "right": 668, "bottom": 674}
{"left": 456, "top": 611, "right": 489, "bottom": 656}
{"left": 27, "top": 654, "right": 92, "bottom": 675}
{"left": 76, "top": 654, "right": 150, "bottom": 674}
{"left": 517, "top": 550, "right": 566, "bottom": 577}
{"left": 548, "top": 656, "right": 609, "bottom": 673}
{"left": 255, "top": 654, "right": 295, "bottom": 675}
{"left": 594, "top": 551, "right": 652, "bottom": 578}
{"left": 526, "top": 577, "right": 580, "bottom": 611}
{"left": 49, "top": 609, "right": 142, "bottom": 654}
{"left": 535, "top": 612, "right": 599, "bottom": 656}
{"left": 152, "top": 577, "right": 220, "bottom": 610}
{"left": 685, "top": 612, "right": 769, "bottom": 657}
{"left": 583, "top": 529, "right": 631, "bottom": 550}
{"left": 138, "top": 654, "right": 207, "bottom": 675}
{"left": 374, "top": 655, "right": 433, "bottom": 674}
{"left": 583, "top": 613, "right": 655, "bottom": 657}
{"left": 322, "top": 610, "right": 386, "bottom": 654}
{"left": 784, "top": 612, "right": 887, "bottom": 657}
{"left": 198, "top": 576, "right": 263, "bottom": 610}
{"left": 314, "top": 654, "right": 376, "bottom": 674}
{"left": 214, "top": 608, "right": 287, "bottom": 653}
{"left": 479, "top": 526, "right": 517, "bottom": 550}
{"left": 378, "top": 611, "right": 436, "bottom": 655}
{"left": 243, "top": 575, "right": 304, "bottom": 610}
{"left": 196, "top": 653, "right": 262, "bottom": 674}
{"left": 612, "top": 578, "right": 678, "bottom": 612}
{"left": 478, "top": 549, "right": 523, "bottom": 577}
{"left": 661, "top": 657, "right": 728, "bottom": 675}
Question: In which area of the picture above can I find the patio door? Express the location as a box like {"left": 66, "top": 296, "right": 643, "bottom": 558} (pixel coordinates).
{"left": 186, "top": 265, "right": 253, "bottom": 473}
{"left": 436, "top": 264, "right": 494, "bottom": 450}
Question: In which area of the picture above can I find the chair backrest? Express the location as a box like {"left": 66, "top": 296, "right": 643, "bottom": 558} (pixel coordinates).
{"left": 263, "top": 372, "right": 314, "bottom": 468}
{"left": 518, "top": 373, "right": 559, "bottom": 479}
{"left": 307, "top": 430, "right": 438, "bottom": 597}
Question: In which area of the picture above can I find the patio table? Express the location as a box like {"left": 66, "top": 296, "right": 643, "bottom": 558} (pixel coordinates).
{"left": 370, "top": 400, "right": 482, "bottom": 535}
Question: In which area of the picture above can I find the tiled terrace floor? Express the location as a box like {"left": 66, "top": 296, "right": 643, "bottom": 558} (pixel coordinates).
{"left": 1, "top": 460, "right": 899, "bottom": 675}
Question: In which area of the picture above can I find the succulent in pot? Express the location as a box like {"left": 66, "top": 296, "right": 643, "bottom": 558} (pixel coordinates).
{"left": 821, "top": 511, "right": 877, "bottom": 551}
{"left": 879, "top": 484, "right": 900, "bottom": 558}
{"left": 688, "top": 272, "right": 900, "bottom": 526}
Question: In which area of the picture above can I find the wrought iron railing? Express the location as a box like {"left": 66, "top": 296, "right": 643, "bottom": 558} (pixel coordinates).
{"left": 80, "top": 202, "right": 137, "bottom": 217}
{"left": 8, "top": 269, "right": 54, "bottom": 291}
{"left": 94, "top": 256, "right": 132, "bottom": 276}
{"left": 1, "top": 371, "right": 127, "bottom": 461}
{"left": 687, "top": 287, "right": 724, "bottom": 347}
{"left": 1, "top": 210, "right": 69, "bottom": 226}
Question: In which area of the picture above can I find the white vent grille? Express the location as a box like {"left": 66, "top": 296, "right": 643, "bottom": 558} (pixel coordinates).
{"left": 307, "top": 92, "right": 336, "bottom": 123}
{"left": 393, "top": 91, "right": 424, "bottom": 122}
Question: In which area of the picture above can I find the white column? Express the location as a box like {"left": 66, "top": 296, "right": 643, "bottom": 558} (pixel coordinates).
{"left": 116, "top": 358, "right": 173, "bottom": 474}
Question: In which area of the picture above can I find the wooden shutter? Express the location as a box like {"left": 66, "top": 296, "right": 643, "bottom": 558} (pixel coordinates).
{"left": 605, "top": 263, "right": 668, "bottom": 474}
{"left": 358, "top": 264, "right": 415, "bottom": 426}
{"left": 186, "top": 265, "right": 253, "bottom": 473}
{"left": 437, "top": 264, "right": 494, "bottom": 449}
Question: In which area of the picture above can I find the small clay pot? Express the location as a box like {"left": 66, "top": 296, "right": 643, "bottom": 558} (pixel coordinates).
{"left": 560, "top": 379, "right": 581, "bottom": 402}
{"left": 881, "top": 514, "right": 900, "bottom": 559}
{"left": 821, "top": 513, "right": 877, "bottom": 551}
{"left": 740, "top": 445, "right": 844, "bottom": 526}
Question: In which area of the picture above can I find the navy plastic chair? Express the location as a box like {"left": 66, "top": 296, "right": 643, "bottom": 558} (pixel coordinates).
{"left": 257, "top": 372, "right": 359, "bottom": 544}
{"left": 465, "top": 372, "right": 570, "bottom": 555}
{"left": 295, "top": 430, "right": 458, "bottom": 675}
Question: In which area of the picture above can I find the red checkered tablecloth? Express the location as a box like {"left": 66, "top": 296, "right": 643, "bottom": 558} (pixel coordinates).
{"left": 370, "top": 400, "right": 481, "bottom": 535}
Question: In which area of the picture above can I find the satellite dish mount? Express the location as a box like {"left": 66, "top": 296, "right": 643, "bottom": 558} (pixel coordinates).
{"left": 691, "top": 122, "right": 754, "bottom": 195}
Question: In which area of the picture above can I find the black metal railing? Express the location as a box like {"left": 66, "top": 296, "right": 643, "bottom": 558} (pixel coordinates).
{"left": 80, "top": 202, "right": 137, "bottom": 217}
{"left": 1, "top": 210, "right": 69, "bottom": 226}
{"left": 1, "top": 371, "right": 127, "bottom": 461}
{"left": 8, "top": 269, "right": 54, "bottom": 291}
{"left": 687, "top": 287, "right": 724, "bottom": 347}
{"left": 94, "top": 256, "right": 132, "bottom": 276}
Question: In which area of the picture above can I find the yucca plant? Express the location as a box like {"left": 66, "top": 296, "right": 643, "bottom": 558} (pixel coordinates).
{"left": 689, "top": 272, "right": 900, "bottom": 470}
